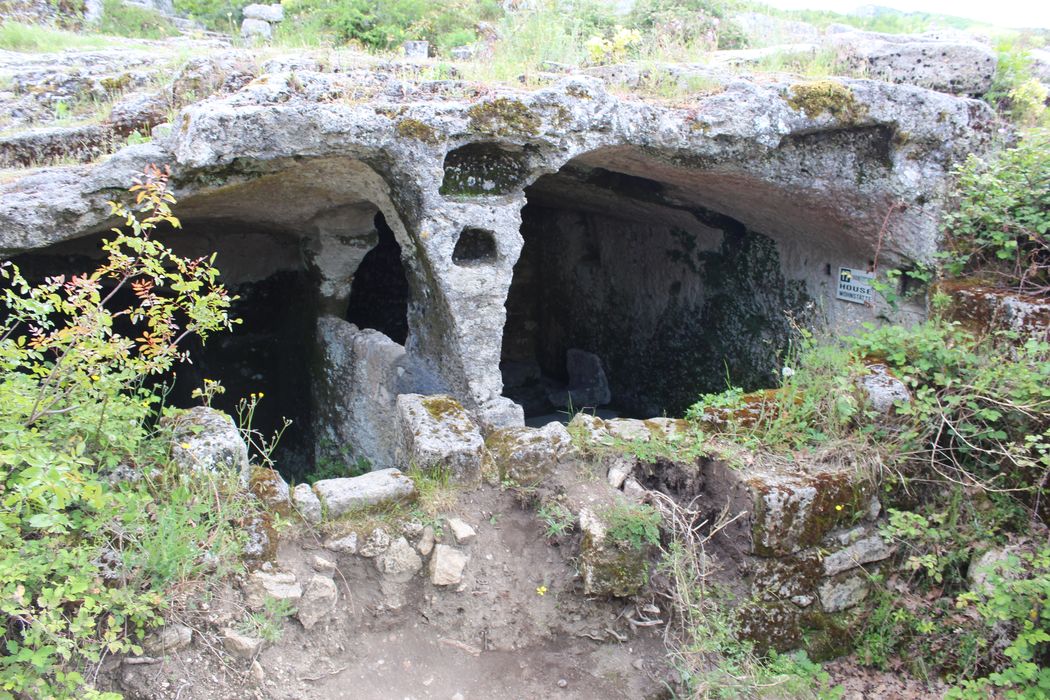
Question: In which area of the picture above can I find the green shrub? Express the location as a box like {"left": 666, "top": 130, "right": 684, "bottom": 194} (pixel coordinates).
{"left": 99, "top": 0, "right": 181, "bottom": 38}
{"left": 940, "top": 130, "right": 1050, "bottom": 291}
{"left": 0, "top": 167, "right": 248, "bottom": 698}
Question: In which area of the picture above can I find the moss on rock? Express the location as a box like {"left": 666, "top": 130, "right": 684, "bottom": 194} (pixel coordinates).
{"left": 467, "top": 98, "right": 541, "bottom": 137}
{"left": 786, "top": 81, "right": 865, "bottom": 122}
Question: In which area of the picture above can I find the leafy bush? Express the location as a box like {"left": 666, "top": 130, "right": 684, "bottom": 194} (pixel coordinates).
{"left": 173, "top": 0, "right": 250, "bottom": 31}
{"left": 940, "top": 130, "right": 1050, "bottom": 292}
{"left": 277, "top": 0, "right": 501, "bottom": 52}
{"left": 0, "top": 167, "right": 250, "bottom": 698}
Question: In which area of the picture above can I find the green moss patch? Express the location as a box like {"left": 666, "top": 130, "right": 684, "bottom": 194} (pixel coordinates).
{"left": 786, "top": 81, "right": 865, "bottom": 122}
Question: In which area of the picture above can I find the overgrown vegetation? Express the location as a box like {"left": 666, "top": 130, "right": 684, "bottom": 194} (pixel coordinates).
{"left": 0, "top": 167, "right": 256, "bottom": 698}
{"left": 676, "top": 125, "right": 1050, "bottom": 696}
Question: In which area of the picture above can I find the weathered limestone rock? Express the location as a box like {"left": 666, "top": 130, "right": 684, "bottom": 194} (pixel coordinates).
{"left": 429, "top": 544, "right": 467, "bottom": 586}
{"left": 249, "top": 467, "right": 291, "bottom": 515}
{"left": 242, "top": 3, "right": 284, "bottom": 22}
{"left": 106, "top": 90, "right": 168, "bottom": 137}
{"left": 607, "top": 456, "right": 633, "bottom": 489}
{"left": 376, "top": 536, "right": 423, "bottom": 582}
{"left": 567, "top": 413, "right": 611, "bottom": 445}
{"left": 166, "top": 407, "right": 250, "bottom": 485}
{"left": 0, "top": 124, "right": 112, "bottom": 168}
{"left": 223, "top": 628, "right": 264, "bottom": 659}
{"left": 241, "top": 17, "right": 273, "bottom": 41}
{"left": 143, "top": 624, "right": 193, "bottom": 655}
{"left": 486, "top": 422, "right": 572, "bottom": 484}
{"left": 358, "top": 527, "right": 392, "bottom": 558}
{"left": 605, "top": 419, "right": 651, "bottom": 443}
{"left": 297, "top": 574, "right": 338, "bottom": 630}
{"left": 818, "top": 574, "right": 869, "bottom": 613}
{"left": 418, "top": 526, "right": 435, "bottom": 556}
{"left": 323, "top": 532, "right": 358, "bottom": 554}
{"left": 313, "top": 469, "right": 416, "bottom": 519}
{"left": 243, "top": 570, "right": 302, "bottom": 611}
{"left": 578, "top": 507, "right": 651, "bottom": 598}
{"left": 292, "top": 483, "right": 323, "bottom": 524}
{"left": 968, "top": 544, "right": 1025, "bottom": 596}
{"left": 940, "top": 281, "right": 1050, "bottom": 341}
{"left": 822, "top": 534, "right": 896, "bottom": 577}
{"left": 402, "top": 41, "right": 429, "bottom": 59}
{"left": 396, "top": 394, "right": 485, "bottom": 482}
{"left": 857, "top": 363, "right": 911, "bottom": 415}
{"left": 703, "top": 456, "right": 875, "bottom": 557}
{"left": 447, "top": 518, "right": 477, "bottom": 545}
{"left": 827, "top": 31, "right": 996, "bottom": 95}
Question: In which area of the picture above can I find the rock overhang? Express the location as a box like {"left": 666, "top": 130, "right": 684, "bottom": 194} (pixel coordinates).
{"left": 0, "top": 67, "right": 997, "bottom": 468}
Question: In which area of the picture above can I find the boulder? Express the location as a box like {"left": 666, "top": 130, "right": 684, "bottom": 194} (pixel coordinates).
{"left": 292, "top": 483, "right": 323, "bottom": 524}
{"left": 857, "top": 363, "right": 911, "bottom": 415}
{"left": 297, "top": 574, "right": 338, "bottom": 630}
{"left": 395, "top": 394, "right": 485, "bottom": 483}
{"left": 223, "top": 628, "right": 263, "bottom": 659}
{"left": 429, "top": 544, "right": 467, "bottom": 586}
{"left": 547, "top": 349, "right": 611, "bottom": 409}
{"left": 240, "top": 17, "right": 273, "bottom": 41}
{"left": 375, "top": 536, "right": 423, "bottom": 582}
{"left": 313, "top": 469, "right": 416, "bottom": 519}
{"left": 323, "top": 532, "right": 358, "bottom": 553}
{"left": 242, "top": 3, "right": 284, "bottom": 22}
{"left": 106, "top": 90, "right": 168, "bottom": 138}
{"left": 166, "top": 407, "right": 251, "bottom": 485}
{"left": 447, "top": 518, "right": 477, "bottom": 545}
{"left": 358, "top": 527, "right": 392, "bottom": 558}
{"left": 142, "top": 624, "right": 193, "bottom": 655}
{"left": 248, "top": 467, "right": 291, "bottom": 515}
{"left": 827, "top": 31, "right": 996, "bottom": 95}
{"left": 243, "top": 570, "right": 302, "bottom": 611}
{"left": 403, "top": 41, "right": 430, "bottom": 59}
{"left": 0, "top": 124, "right": 112, "bottom": 168}
{"left": 578, "top": 508, "right": 651, "bottom": 598}
{"left": 605, "top": 418, "right": 651, "bottom": 443}
{"left": 818, "top": 574, "right": 869, "bottom": 613}
{"left": 486, "top": 422, "right": 572, "bottom": 484}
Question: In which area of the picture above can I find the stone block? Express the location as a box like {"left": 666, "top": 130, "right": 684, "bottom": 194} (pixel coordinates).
{"left": 313, "top": 469, "right": 416, "bottom": 519}
{"left": 297, "top": 574, "right": 338, "bottom": 630}
{"left": 292, "top": 483, "right": 322, "bottom": 524}
{"left": 396, "top": 394, "right": 485, "bottom": 483}
{"left": 486, "top": 422, "right": 572, "bottom": 484}
{"left": 577, "top": 508, "right": 651, "bottom": 598}
{"left": 244, "top": 570, "right": 302, "bottom": 611}
{"left": 429, "top": 544, "right": 467, "bottom": 586}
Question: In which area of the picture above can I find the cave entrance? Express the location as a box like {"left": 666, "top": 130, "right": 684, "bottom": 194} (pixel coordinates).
{"left": 345, "top": 213, "right": 409, "bottom": 345}
{"left": 501, "top": 159, "right": 814, "bottom": 422}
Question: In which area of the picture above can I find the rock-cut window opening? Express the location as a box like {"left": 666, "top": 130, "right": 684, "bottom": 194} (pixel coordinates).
{"left": 500, "top": 160, "right": 813, "bottom": 423}
{"left": 452, "top": 227, "right": 498, "bottom": 266}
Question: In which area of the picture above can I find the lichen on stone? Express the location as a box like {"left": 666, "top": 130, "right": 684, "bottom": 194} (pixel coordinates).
{"left": 421, "top": 395, "right": 467, "bottom": 422}
{"left": 786, "top": 80, "right": 865, "bottom": 121}
{"left": 467, "top": 98, "right": 541, "bottom": 137}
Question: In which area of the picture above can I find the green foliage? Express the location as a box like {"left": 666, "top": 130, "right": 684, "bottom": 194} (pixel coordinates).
{"left": 952, "top": 547, "right": 1050, "bottom": 699}
{"left": 536, "top": 500, "right": 574, "bottom": 539}
{"left": 940, "top": 130, "right": 1050, "bottom": 291}
{"left": 239, "top": 596, "right": 296, "bottom": 644}
{"left": 277, "top": 0, "right": 501, "bottom": 52}
{"left": 173, "top": 0, "right": 249, "bottom": 31}
{"left": 629, "top": 0, "right": 748, "bottom": 50}
{"left": 0, "top": 22, "right": 114, "bottom": 51}
{"left": 99, "top": 0, "right": 181, "bottom": 39}
{"left": 304, "top": 439, "right": 371, "bottom": 484}
{"left": 660, "top": 543, "right": 840, "bottom": 698}
{"left": 603, "top": 503, "right": 661, "bottom": 551}
{"left": 685, "top": 332, "right": 862, "bottom": 451}
{"left": 986, "top": 38, "right": 1049, "bottom": 125}
{"left": 0, "top": 167, "right": 247, "bottom": 698}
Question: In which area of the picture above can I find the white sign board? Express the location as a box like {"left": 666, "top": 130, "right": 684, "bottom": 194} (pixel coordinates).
{"left": 836, "top": 267, "right": 874, "bottom": 305}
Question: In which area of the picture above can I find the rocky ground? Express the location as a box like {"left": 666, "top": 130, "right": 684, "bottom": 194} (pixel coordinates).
{"left": 107, "top": 482, "right": 670, "bottom": 700}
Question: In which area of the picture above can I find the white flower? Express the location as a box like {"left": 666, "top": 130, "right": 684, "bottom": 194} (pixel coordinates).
{"left": 781, "top": 366, "right": 795, "bottom": 378}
